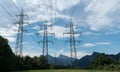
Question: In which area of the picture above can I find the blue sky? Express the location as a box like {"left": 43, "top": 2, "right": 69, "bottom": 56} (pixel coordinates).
{"left": 0, "top": 0, "right": 120, "bottom": 59}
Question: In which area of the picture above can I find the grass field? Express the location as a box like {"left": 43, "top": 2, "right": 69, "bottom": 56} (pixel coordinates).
{"left": 12, "top": 69, "right": 119, "bottom": 72}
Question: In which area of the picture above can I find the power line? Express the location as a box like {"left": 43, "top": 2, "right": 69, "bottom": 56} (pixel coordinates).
{"left": 10, "top": 0, "right": 21, "bottom": 12}
{"left": 2, "top": 0, "right": 20, "bottom": 13}
{"left": 24, "top": 28, "right": 41, "bottom": 47}
{"left": 70, "top": 2, "right": 78, "bottom": 19}
{"left": 0, "top": 1, "right": 17, "bottom": 22}
{"left": 90, "top": 1, "right": 120, "bottom": 24}
{"left": 49, "top": 0, "right": 54, "bottom": 22}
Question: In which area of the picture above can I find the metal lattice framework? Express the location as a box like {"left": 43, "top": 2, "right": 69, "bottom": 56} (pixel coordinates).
{"left": 38, "top": 23, "right": 54, "bottom": 63}
{"left": 64, "top": 20, "right": 81, "bottom": 68}
{"left": 15, "top": 8, "right": 27, "bottom": 56}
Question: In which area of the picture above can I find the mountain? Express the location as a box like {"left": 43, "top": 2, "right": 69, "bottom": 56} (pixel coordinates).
{"left": 47, "top": 52, "right": 120, "bottom": 68}
{"left": 109, "top": 53, "right": 120, "bottom": 62}
{"left": 48, "top": 55, "right": 55, "bottom": 64}
{"left": 75, "top": 52, "right": 120, "bottom": 68}
{"left": 58, "top": 54, "right": 70, "bottom": 59}
{"left": 48, "top": 54, "right": 72, "bottom": 66}
{"left": 74, "top": 52, "right": 101, "bottom": 68}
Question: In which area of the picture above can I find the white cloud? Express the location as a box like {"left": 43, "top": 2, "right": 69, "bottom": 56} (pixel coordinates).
{"left": 85, "top": 0, "right": 120, "bottom": 31}
{"left": 55, "top": 0, "right": 81, "bottom": 11}
{"left": 12, "top": 0, "right": 80, "bottom": 23}
{"left": 82, "top": 43, "right": 96, "bottom": 48}
{"left": 26, "top": 0, "right": 81, "bottom": 11}
{"left": 50, "top": 26, "right": 70, "bottom": 38}
{"left": 0, "top": 0, "right": 81, "bottom": 43}
{"left": 96, "top": 42, "right": 111, "bottom": 45}
{"left": 4, "top": 36, "right": 16, "bottom": 42}
{"left": 23, "top": 51, "right": 42, "bottom": 57}
{"left": 33, "top": 25, "right": 40, "bottom": 30}
{"left": 56, "top": 49, "right": 90, "bottom": 59}
{"left": 83, "top": 31, "right": 98, "bottom": 36}
{"left": 77, "top": 52, "right": 91, "bottom": 59}
{"left": 81, "top": 42, "right": 111, "bottom": 48}
{"left": 41, "top": 26, "right": 80, "bottom": 39}
{"left": 85, "top": 0, "right": 118, "bottom": 15}
{"left": 38, "top": 26, "right": 70, "bottom": 38}
{"left": 1, "top": 0, "right": 120, "bottom": 42}
{"left": 87, "top": 16, "right": 112, "bottom": 31}
{"left": 0, "top": 27, "right": 17, "bottom": 42}
{"left": 56, "top": 49, "right": 64, "bottom": 56}
{"left": 0, "top": 27, "right": 16, "bottom": 36}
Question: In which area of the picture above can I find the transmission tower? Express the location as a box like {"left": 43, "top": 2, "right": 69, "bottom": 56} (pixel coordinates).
{"left": 38, "top": 22, "right": 54, "bottom": 63}
{"left": 15, "top": 8, "right": 28, "bottom": 56}
{"left": 64, "top": 20, "right": 81, "bottom": 69}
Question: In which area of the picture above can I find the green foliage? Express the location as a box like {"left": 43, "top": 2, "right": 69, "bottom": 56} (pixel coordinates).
{"left": 31, "top": 56, "right": 40, "bottom": 69}
{"left": 23, "top": 55, "right": 32, "bottom": 69}
{"left": 38, "top": 55, "right": 48, "bottom": 69}
{"left": 15, "top": 55, "right": 48, "bottom": 70}
{"left": 118, "top": 58, "right": 120, "bottom": 64}
{"left": 11, "top": 69, "right": 119, "bottom": 72}
{"left": 92, "top": 53, "right": 115, "bottom": 70}
{"left": 49, "top": 64, "right": 55, "bottom": 69}
{"left": 0, "top": 36, "right": 16, "bottom": 71}
{"left": 15, "top": 56, "right": 24, "bottom": 70}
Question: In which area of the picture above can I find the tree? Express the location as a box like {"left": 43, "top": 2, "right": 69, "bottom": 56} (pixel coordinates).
{"left": 15, "top": 55, "right": 24, "bottom": 70}
{"left": 0, "top": 36, "right": 16, "bottom": 71}
{"left": 118, "top": 58, "right": 120, "bottom": 64}
{"left": 38, "top": 55, "right": 48, "bottom": 69}
{"left": 22, "top": 55, "right": 32, "bottom": 69}
{"left": 31, "top": 56, "right": 39, "bottom": 69}
{"left": 92, "top": 53, "right": 114, "bottom": 69}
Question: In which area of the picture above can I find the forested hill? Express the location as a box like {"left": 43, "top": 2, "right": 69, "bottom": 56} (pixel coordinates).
{"left": 75, "top": 52, "right": 120, "bottom": 69}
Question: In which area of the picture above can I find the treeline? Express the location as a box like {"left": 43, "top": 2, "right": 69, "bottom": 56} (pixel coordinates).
{"left": 0, "top": 36, "right": 69, "bottom": 72}
{"left": 15, "top": 55, "right": 48, "bottom": 70}
{"left": 0, "top": 36, "right": 48, "bottom": 71}
{"left": 15, "top": 55, "right": 69, "bottom": 70}
{"left": 92, "top": 53, "right": 120, "bottom": 70}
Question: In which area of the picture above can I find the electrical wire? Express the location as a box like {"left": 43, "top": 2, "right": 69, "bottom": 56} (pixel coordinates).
{"left": 3, "top": 0, "right": 20, "bottom": 13}
{"left": 91, "top": 1, "right": 120, "bottom": 27}
{"left": 10, "top": 0, "right": 21, "bottom": 12}
{"left": 0, "top": 2, "right": 17, "bottom": 22}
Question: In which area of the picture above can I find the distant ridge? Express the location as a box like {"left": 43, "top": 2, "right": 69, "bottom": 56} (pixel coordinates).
{"left": 75, "top": 52, "right": 120, "bottom": 68}
{"left": 47, "top": 52, "right": 120, "bottom": 68}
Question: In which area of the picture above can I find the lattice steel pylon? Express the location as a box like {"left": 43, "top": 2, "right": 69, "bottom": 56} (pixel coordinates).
{"left": 64, "top": 20, "right": 81, "bottom": 69}
{"left": 15, "top": 8, "right": 28, "bottom": 56}
{"left": 38, "top": 22, "right": 54, "bottom": 63}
